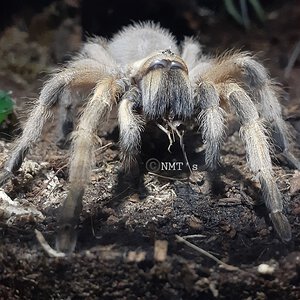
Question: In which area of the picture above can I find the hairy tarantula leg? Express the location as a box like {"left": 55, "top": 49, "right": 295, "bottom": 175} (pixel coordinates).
{"left": 118, "top": 87, "right": 144, "bottom": 174}
{"left": 56, "top": 59, "right": 114, "bottom": 148}
{"left": 57, "top": 89, "right": 76, "bottom": 148}
{"left": 224, "top": 83, "right": 291, "bottom": 242}
{"left": 56, "top": 76, "right": 126, "bottom": 253}
{"left": 0, "top": 76, "right": 65, "bottom": 186}
{"left": 0, "top": 61, "right": 108, "bottom": 187}
{"left": 195, "top": 81, "right": 226, "bottom": 170}
{"left": 237, "top": 56, "right": 300, "bottom": 170}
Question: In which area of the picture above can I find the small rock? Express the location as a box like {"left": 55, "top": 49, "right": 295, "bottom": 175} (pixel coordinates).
{"left": 187, "top": 215, "right": 203, "bottom": 230}
{"left": 0, "top": 190, "right": 44, "bottom": 223}
{"left": 259, "top": 228, "right": 270, "bottom": 237}
{"left": 106, "top": 215, "right": 119, "bottom": 225}
{"left": 257, "top": 263, "right": 275, "bottom": 275}
{"left": 292, "top": 204, "right": 300, "bottom": 215}
{"left": 21, "top": 160, "right": 42, "bottom": 175}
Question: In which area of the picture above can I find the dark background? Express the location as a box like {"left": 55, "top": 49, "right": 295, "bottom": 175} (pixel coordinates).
{"left": 0, "top": 0, "right": 293, "bottom": 39}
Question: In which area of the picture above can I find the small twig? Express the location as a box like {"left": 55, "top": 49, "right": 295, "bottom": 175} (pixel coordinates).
{"left": 157, "top": 123, "right": 174, "bottom": 152}
{"left": 224, "top": 0, "right": 244, "bottom": 25}
{"left": 240, "top": 0, "right": 250, "bottom": 29}
{"left": 284, "top": 40, "right": 300, "bottom": 79}
{"left": 156, "top": 120, "right": 192, "bottom": 173}
{"left": 182, "top": 234, "right": 207, "bottom": 239}
{"left": 175, "top": 235, "right": 239, "bottom": 271}
{"left": 158, "top": 183, "right": 170, "bottom": 192}
{"left": 110, "top": 186, "right": 131, "bottom": 201}
{"left": 148, "top": 172, "right": 188, "bottom": 181}
{"left": 276, "top": 172, "right": 296, "bottom": 181}
{"left": 35, "top": 229, "right": 66, "bottom": 258}
{"left": 94, "top": 142, "right": 113, "bottom": 153}
{"left": 166, "top": 121, "right": 192, "bottom": 174}
{"left": 90, "top": 215, "right": 102, "bottom": 239}
{"left": 218, "top": 197, "right": 242, "bottom": 206}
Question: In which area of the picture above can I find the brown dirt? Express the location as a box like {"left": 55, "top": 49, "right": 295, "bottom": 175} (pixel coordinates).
{"left": 0, "top": 1, "right": 300, "bottom": 299}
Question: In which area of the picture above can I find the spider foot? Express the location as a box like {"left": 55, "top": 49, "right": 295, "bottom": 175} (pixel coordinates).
{"left": 55, "top": 188, "right": 83, "bottom": 253}
{"left": 280, "top": 151, "right": 300, "bottom": 170}
{"left": 56, "top": 136, "right": 71, "bottom": 149}
{"left": 0, "top": 169, "right": 12, "bottom": 187}
{"left": 55, "top": 223, "right": 77, "bottom": 254}
{"left": 270, "top": 211, "right": 292, "bottom": 243}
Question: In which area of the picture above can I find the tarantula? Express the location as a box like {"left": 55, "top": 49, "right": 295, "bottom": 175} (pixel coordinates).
{"left": 0, "top": 22, "right": 299, "bottom": 253}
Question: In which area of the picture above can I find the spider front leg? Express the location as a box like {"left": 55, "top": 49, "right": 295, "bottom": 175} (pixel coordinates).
{"left": 56, "top": 76, "right": 126, "bottom": 253}
{"left": 195, "top": 81, "right": 226, "bottom": 170}
{"left": 231, "top": 54, "right": 299, "bottom": 169}
{"left": 222, "top": 83, "right": 291, "bottom": 242}
{"left": 56, "top": 88, "right": 77, "bottom": 148}
{"left": 118, "top": 87, "right": 144, "bottom": 177}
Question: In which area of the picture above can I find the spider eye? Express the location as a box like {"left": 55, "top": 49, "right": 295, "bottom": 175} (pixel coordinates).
{"left": 170, "top": 61, "right": 185, "bottom": 70}
{"left": 148, "top": 59, "right": 168, "bottom": 71}
{"left": 147, "top": 59, "right": 187, "bottom": 73}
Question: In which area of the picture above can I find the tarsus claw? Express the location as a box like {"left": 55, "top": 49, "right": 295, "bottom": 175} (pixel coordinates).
{"left": 55, "top": 224, "right": 77, "bottom": 254}
{"left": 0, "top": 169, "right": 12, "bottom": 187}
{"left": 270, "top": 211, "right": 292, "bottom": 243}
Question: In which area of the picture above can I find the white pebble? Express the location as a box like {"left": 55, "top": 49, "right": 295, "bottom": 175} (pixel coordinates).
{"left": 257, "top": 263, "right": 275, "bottom": 275}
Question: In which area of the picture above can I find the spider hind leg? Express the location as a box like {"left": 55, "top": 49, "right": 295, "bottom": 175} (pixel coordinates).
{"left": 56, "top": 88, "right": 77, "bottom": 149}
{"left": 56, "top": 77, "right": 125, "bottom": 253}
{"left": 195, "top": 81, "right": 226, "bottom": 170}
{"left": 238, "top": 56, "right": 300, "bottom": 170}
{"left": 224, "top": 83, "right": 291, "bottom": 242}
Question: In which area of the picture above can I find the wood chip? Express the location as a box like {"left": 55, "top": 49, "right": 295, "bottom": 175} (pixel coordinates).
{"left": 127, "top": 250, "right": 146, "bottom": 262}
{"left": 154, "top": 240, "right": 168, "bottom": 262}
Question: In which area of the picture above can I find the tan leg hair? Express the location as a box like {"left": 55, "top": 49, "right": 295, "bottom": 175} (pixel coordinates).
{"left": 195, "top": 81, "right": 226, "bottom": 170}
{"left": 220, "top": 83, "right": 291, "bottom": 242}
{"left": 57, "top": 88, "right": 76, "bottom": 147}
{"left": 0, "top": 58, "right": 109, "bottom": 186}
{"left": 118, "top": 88, "right": 144, "bottom": 171}
{"left": 204, "top": 52, "right": 300, "bottom": 169}
{"left": 55, "top": 59, "right": 111, "bottom": 147}
{"left": 56, "top": 76, "right": 126, "bottom": 252}
{"left": 201, "top": 51, "right": 248, "bottom": 84}
{"left": 5, "top": 104, "right": 52, "bottom": 175}
{"left": 234, "top": 55, "right": 293, "bottom": 156}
